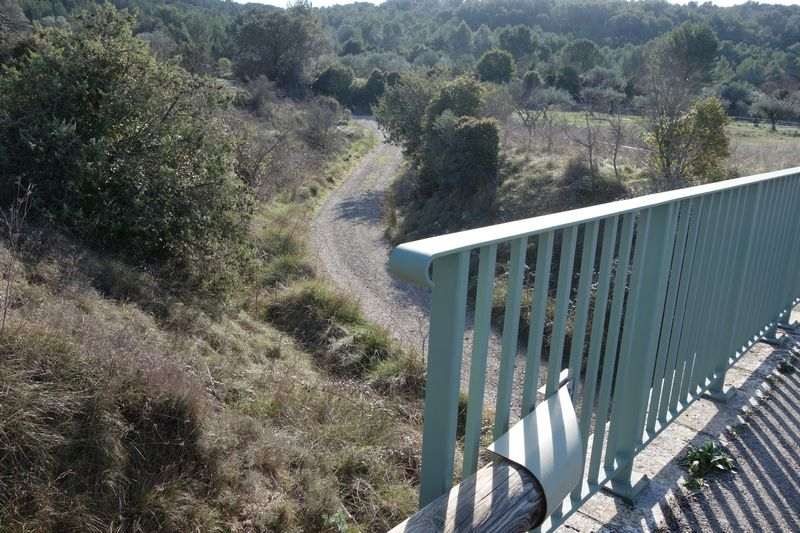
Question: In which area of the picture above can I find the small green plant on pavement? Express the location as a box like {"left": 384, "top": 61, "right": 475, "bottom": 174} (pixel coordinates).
{"left": 681, "top": 440, "right": 735, "bottom": 490}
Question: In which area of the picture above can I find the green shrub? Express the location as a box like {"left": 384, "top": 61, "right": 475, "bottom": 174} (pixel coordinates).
{"left": 313, "top": 63, "right": 355, "bottom": 103}
{"left": 0, "top": 5, "right": 252, "bottom": 295}
{"left": 476, "top": 49, "right": 515, "bottom": 83}
{"left": 421, "top": 114, "right": 500, "bottom": 195}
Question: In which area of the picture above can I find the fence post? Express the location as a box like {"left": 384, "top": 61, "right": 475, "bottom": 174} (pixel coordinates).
{"left": 418, "top": 252, "right": 470, "bottom": 507}
{"left": 605, "top": 204, "right": 675, "bottom": 502}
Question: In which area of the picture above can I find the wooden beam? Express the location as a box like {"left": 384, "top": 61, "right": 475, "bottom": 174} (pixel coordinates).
{"left": 389, "top": 458, "right": 546, "bottom": 533}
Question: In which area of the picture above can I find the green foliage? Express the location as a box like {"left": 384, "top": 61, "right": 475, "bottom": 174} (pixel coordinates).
{"left": 233, "top": 5, "right": 325, "bottom": 92}
{"left": 265, "top": 281, "right": 404, "bottom": 377}
{"left": 523, "top": 70, "right": 543, "bottom": 93}
{"left": 313, "top": 63, "right": 355, "bottom": 103}
{"left": 421, "top": 114, "right": 500, "bottom": 195}
{"left": 645, "top": 96, "right": 731, "bottom": 187}
{"left": 498, "top": 24, "right": 535, "bottom": 59}
{"left": 560, "top": 38, "right": 602, "bottom": 74}
{"left": 341, "top": 37, "right": 364, "bottom": 56}
{"left": 350, "top": 69, "right": 386, "bottom": 113}
{"left": 424, "top": 75, "right": 484, "bottom": 126}
{"left": 649, "top": 21, "right": 719, "bottom": 85}
{"left": 0, "top": 4, "right": 252, "bottom": 294}
{"left": 476, "top": 48, "right": 515, "bottom": 83}
{"left": 374, "top": 73, "right": 441, "bottom": 156}
{"left": 681, "top": 440, "right": 735, "bottom": 490}
{"left": 751, "top": 94, "right": 797, "bottom": 131}
{"left": 687, "top": 96, "right": 731, "bottom": 181}
{"left": 448, "top": 20, "right": 473, "bottom": 56}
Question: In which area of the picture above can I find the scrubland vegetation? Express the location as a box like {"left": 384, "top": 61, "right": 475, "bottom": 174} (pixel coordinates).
{"left": 0, "top": 0, "right": 799, "bottom": 531}
{"left": 0, "top": 4, "right": 423, "bottom": 532}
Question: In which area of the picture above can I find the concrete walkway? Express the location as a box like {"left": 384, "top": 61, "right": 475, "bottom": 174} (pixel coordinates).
{"left": 560, "top": 309, "right": 800, "bottom": 532}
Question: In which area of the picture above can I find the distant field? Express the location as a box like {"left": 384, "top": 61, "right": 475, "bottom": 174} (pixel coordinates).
{"left": 504, "top": 110, "right": 799, "bottom": 179}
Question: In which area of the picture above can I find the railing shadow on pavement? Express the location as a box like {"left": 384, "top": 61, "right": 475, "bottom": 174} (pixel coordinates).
{"left": 602, "top": 328, "right": 800, "bottom": 532}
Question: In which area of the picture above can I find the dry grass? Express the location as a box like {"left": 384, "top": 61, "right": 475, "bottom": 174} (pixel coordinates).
{"left": 0, "top": 120, "right": 422, "bottom": 533}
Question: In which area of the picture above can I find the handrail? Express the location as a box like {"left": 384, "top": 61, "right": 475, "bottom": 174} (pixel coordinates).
{"left": 388, "top": 166, "right": 800, "bottom": 531}
{"left": 389, "top": 166, "right": 800, "bottom": 287}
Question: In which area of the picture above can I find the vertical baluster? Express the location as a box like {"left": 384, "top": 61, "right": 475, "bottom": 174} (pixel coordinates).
{"left": 418, "top": 252, "right": 470, "bottom": 506}
{"left": 736, "top": 181, "right": 774, "bottom": 351}
{"left": 493, "top": 237, "right": 528, "bottom": 439}
{"left": 762, "top": 180, "right": 791, "bottom": 338}
{"left": 705, "top": 188, "right": 749, "bottom": 397}
{"left": 587, "top": 213, "right": 635, "bottom": 485}
{"left": 546, "top": 225, "right": 579, "bottom": 395}
{"left": 783, "top": 179, "right": 800, "bottom": 312}
{"left": 758, "top": 181, "right": 786, "bottom": 337}
{"left": 645, "top": 199, "right": 686, "bottom": 435}
{"left": 693, "top": 190, "right": 738, "bottom": 395}
{"left": 567, "top": 221, "right": 600, "bottom": 394}
{"left": 750, "top": 181, "right": 778, "bottom": 338}
{"left": 462, "top": 245, "right": 497, "bottom": 477}
{"left": 606, "top": 203, "right": 675, "bottom": 501}
{"left": 721, "top": 184, "right": 761, "bottom": 365}
{"left": 678, "top": 193, "right": 720, "bottom": 404}
{"left": 521, "top": 232, "right": 555, "bottom": 415}
{"left": 572, "top": 216, "right": 618, "bottom": 498}
{"left": 665, "top": 197, "right": 704, "bottom": 417}
{"left": 774, "top": 178, "right": 797, "bottom": 323}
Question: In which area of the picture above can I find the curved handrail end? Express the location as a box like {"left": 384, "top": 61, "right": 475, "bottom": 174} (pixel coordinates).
{"left": 388, "top": 244, "right": 435, "bottom": 288}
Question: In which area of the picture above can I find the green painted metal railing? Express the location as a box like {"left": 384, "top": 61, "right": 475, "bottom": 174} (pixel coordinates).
{"left": 389, "top": 167, "right": 800, "bottom": 529}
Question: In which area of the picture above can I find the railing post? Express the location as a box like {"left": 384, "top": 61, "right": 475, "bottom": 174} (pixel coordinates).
{"left": 605, "top": 204, "right": 675, "bottom": 502}
{"left": 418, "top": 252, "right": 469, "bottom": 507}
{"left": 707, "top": 183, "right": 762, "bottom": 400}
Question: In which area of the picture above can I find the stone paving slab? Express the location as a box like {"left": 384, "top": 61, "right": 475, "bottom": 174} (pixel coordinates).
{"left": 558, "top": 319, "right": 799, "bottom": 533}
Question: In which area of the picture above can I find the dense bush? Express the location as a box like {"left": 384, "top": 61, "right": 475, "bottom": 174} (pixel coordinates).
{"left": 0, "top": 5, "right": 252, "bottom": 294}
{"left": 476, "top": 48, "right": 515, "bottom": 83}
{"left": 312, "top": 63, "right": 355, "bottom": 103}
{"left": 421, "top": 113, "right": 500, "bottom": 195}
{"left": 233, "top": 4, "right": 325, "bottom": 93}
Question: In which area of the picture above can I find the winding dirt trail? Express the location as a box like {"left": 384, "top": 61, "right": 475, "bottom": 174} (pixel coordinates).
{"left": 311, "top": 119, "right": 431, "bottom": 355}
{"left": 311, "top": 118, "right": 523, "bottom": 410}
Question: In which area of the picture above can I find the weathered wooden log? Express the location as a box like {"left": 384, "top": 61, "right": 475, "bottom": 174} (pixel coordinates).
{"left": 388, "top": 458, "right": 546, "bottom": 533}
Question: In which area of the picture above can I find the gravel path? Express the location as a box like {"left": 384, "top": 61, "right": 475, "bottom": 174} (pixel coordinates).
{"left": 310, "top": 118, "right": 524, "bottom": 411}
{"left": 311, "top": 119, "right": 431, "bottom": 355}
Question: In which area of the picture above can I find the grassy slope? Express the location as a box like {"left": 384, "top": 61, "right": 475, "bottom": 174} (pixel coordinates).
{"left": 0, "top": 122, "right": 421, "bottom": 533}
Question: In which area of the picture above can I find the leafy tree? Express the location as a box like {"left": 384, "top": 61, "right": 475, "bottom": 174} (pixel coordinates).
{"left": 498, "top": 25, "right": 535, "bottom": 59}
{"left": 473, "top": 24, "right": 494, "bottom": 56}
{"left": 374, "top": 73, "right": 441, "bottom": 156}
{"left": 476, "top": 48, "right": 515, "bottom": 83}
{"left": 644, "top": 96, "right": 730, "bottom": 188}
{"left": 523, "top": 70, "right": 543, "bottom": 95}
{"left": 686, "top": 97, "right": 730, "bottom": 181}
{"left": 448, "top": 20, "right": 473, "bottom": 56}
{"left": 350, "top": 69, "right": 386, "bottom": 113}
{"left": 555, "top": 65, "right": 581, "bottom": 99}
{"left": 381, "top": 21, "right": 402, "bottom": 50}
{"left": 560, "top": 38, "right": 602, "bottom": 74}
{"left": 658, "top": 21, "right": 719, "bottom": 84}
{"left": 751, "top": 94, "right": 797, "bottom": 131}
{"left": 0, "top": 0, "right": 31, "bottom": 63}
{"left": 233, "top": 5, "right": 325, "bottom": 93}
{"left": 719, "top": 81, "right": 753, "bottom": 115}
{"left": 421, "top": 113, "right": 499, "bottom": 195}
{"left": 336, "top": 24, "right": 359, "bottom": 44}
{"left": 0, "top": 4, "right": 251, "bottom": 291}
{"left": 342, "top": 38, "right": 364, "bottom": 56}
{"left": 313, "top": 63, "right": 354, "bottom": 103}
{"left": 424, "top": 76, "right": 484, "bottom": 127}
